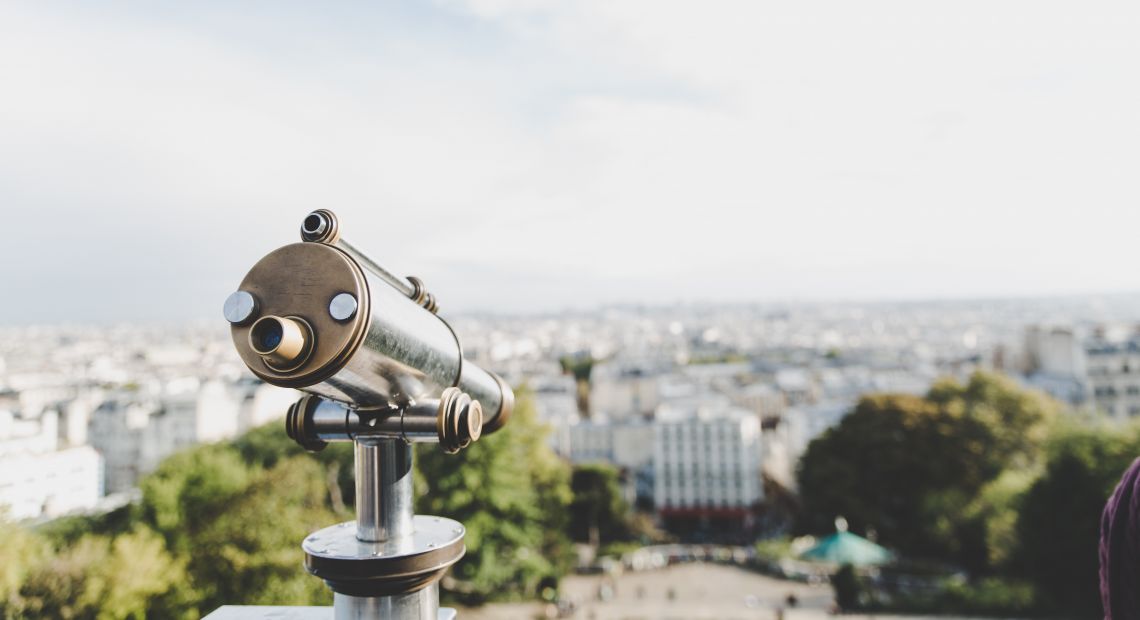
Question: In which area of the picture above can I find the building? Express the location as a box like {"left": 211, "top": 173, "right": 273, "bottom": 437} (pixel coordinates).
{"left": 589, "top": 363, "right": 661, "bottom": 418}
{"left": 567, "top": 419, "right": 654, "bottom": 470}
{"left": 89, "top": 378, "right": 293, "bottom": 493}
{"left": 1025, "top": 326, "right": 1087, "bottom": 378}
{"left": 1023, "top": 326, "right": 1089, "bottom": 405}
{"left": 530, "top": 375, "right": 580, "bottom": 457}
{"left": 0, "top": 445, "right": 103, "bottom": 520}
{"left": 568, "top": 420, "right": 612, "bottom": 464}
{"left": 653, "top": 406, "right": 763, "bottom": 539}
{"left": 775, "top": 369, "right": 818, "bottom": 407}
{"left": 89, "top": 396, "right": 158, "bottom": 493}
{"left": 0, "top": 407, "right": 103, "bottom": 520}
{"left": 1086, "top": 336, "right": 1140, "bottom": 421}
{"left": 732, "top": 382, "right": 785, "bottom": 418}
{"left": 566, "top": 419, "right": 655, "bottom": 507}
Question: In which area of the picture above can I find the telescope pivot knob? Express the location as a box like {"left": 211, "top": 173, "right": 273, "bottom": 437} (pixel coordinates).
{"left": 285, "top": 397, "right": 328, "bottom": 452}
{"left": 437, "top": 387, "right": 482, "bottom": 453}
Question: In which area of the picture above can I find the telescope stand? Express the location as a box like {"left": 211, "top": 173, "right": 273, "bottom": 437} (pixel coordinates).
{"left": 304, "top": 439, "right": 464, "bottom": 620}
{"left": 215, "top": 209, "right": 506, "bottom": 620}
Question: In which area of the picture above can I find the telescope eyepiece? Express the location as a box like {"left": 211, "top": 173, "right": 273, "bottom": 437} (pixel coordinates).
{"left": 253, "top": 319, "right": 282, "bottom": 350}
{"left": 249, "top": 315, "right": 312, "bottom": 370}
{"left": 300, "top": 209, "right": 339, "bottom": 243}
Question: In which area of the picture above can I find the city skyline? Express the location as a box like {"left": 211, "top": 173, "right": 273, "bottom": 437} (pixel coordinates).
{"left": 2, "top": 260, "right": 1135, "bottom": 616}
{"left": 3, "top": 1, "right": 1139, "bottom": 323}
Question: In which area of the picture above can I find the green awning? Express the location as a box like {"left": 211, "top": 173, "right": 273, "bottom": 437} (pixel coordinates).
{"left": 799, "top": 531, "right": 893, "bottom": 566}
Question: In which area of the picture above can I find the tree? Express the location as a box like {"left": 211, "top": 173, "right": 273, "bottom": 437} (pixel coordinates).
{"left": 186, "top": 456, "right": 339, "bottom": 612}
{"left": 559, "top": 354, "right": 595, "bottom": 416}
{"left": 1013, "top": 423, "right": 1140, "bottom": 618}
{"left": 13, "top": 527, "right": 189, "bottom": 620}
{"left": 416, "top": 388, "right": 573, "bottom": 604}
{"left": 4, "top": 388, "right": 576, "bottom": 617}
{"left": 927, "top": 372, "right": 1056, "bottom": 471}
{"left": 568, "top": 464, "right": 631, "bottom": 545}
{"left": 0, "top": 521, "right": 49, "bottom": 616}
{"left": 231, "top": 420, "right": 355, "bottom": 513}
{"left": 797, "top": 372, "right": 1057, "bottom": 564}
{"left": 136, "top": 431, "right": 346, "bottom": 615}
{"left": 138, "top": 445, "right": 254, "bottom": 555}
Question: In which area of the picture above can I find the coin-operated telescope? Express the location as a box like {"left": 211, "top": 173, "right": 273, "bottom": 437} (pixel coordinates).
{"left": 219, "top": 210, "right": 513, "bottom": 620}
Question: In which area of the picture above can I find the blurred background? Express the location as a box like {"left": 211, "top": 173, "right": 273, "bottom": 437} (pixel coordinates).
{"left": 1, "top": 1, "right": 1139, "bottom": 618}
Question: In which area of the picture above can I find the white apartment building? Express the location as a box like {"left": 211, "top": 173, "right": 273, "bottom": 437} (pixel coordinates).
{"left": 0, "top": 408, "right": 103, "bottom": 520}
{"left": 589, "top": 363, "right": 661, "bottom": 418}
{"left": 89, "top": 378, "right": 294, "bottom": 493}
{"left": 653, "top": 407, "right": 763, "bottom": 531}
{"left": 1026, "top": 326, "right": 1087, "bottom": 378}
{"left": 775, "top": 369, "right": 818, "bottom": 407}
{"left": 532, "top": 375, "right": 579, "bottom": 423}
{"left": 1023, "top": 326, "right": 1089, "bottom": 405}
{"left": 89, "top": 397, "right": 158, "bottom": 493}
{"left": 568, "top": 420, "right": 654, "bottom": 470}
{"left": 567, "top": 419, "right": 655, "bottom": 507}
{"left": 1022, "top": 325, "right": 1140, "bottom": 418}
{"left": 568, "top": 421, "right": 613, "bottom": 464}
{"left": 762, "top": 402, "right": 851, "bottom": 490}
{"left": 531, "top": 375, "right": 580, "bottom": 457}
{"left": 732, "top": 382, "right": 785, "bottom": 418}
{"left": 1087, "top": 338, "right": 1140, "bottom": 421}
{"left": 236, "top": 379, "right": 301, "bottom": 431}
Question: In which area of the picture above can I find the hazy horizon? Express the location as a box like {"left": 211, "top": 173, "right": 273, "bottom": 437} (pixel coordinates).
{"left": 3, "top": 288, "right": 1140, "bottom": 329}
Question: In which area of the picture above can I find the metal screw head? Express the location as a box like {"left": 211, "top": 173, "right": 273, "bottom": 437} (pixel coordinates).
{"left": 329, "top": 293, "right": 358, "bottom": 321}
{"left": 223, "top": 291, "right": 258, "bottom": 325}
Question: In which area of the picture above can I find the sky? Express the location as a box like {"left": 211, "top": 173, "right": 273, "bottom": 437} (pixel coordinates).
{"left": 1, "top": 1, "right": 1138, "bottom": 323}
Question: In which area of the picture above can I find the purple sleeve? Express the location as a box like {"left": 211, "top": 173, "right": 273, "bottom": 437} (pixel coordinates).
{"left": 1101, "top": 456, "right": 1140, "bottom": 619}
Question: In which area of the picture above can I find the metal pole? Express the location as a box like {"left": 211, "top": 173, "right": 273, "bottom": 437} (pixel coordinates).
{"left": 354, "top": 439, "right": 414, "bottom": 544}
{"left": 333, "top": 584, "right": 441, "bottom": 620}
{"left": 335, "top": 438, "right": 446, "bottom": 620}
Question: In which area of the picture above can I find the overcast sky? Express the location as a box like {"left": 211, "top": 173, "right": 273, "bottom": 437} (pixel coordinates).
{"left": 1, "top": 1, "right": 1138, "bottom": 323}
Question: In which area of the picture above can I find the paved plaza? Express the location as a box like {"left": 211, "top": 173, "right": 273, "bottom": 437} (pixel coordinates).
{"left": 457, "top": 562, "right": 1017, "bottom": 620}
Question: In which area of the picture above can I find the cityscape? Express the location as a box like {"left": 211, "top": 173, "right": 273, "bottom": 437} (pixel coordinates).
{"left": 3, "top": 2, "right": 1139, "bottom": 618}
{"left": 4, "top": 294, "right": 1140, "bottom": 617}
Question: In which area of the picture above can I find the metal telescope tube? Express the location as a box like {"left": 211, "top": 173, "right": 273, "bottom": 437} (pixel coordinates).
{"left": 225, "top": 211, "right": 513, "bottom": 434}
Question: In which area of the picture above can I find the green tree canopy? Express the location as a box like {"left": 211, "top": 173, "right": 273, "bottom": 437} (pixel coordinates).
{"left": 4, "top": 386, "right": 576, "bottom": 615}
{"left": 1013, "top": 422, "right": 1140, "bottom": 618}
{"left": 185, "top": 456, "right": 339, "bottom": 612}
{"left": 568, "top": 463, "right": 631, "bottom": 545}
{"left": 416, "top": 388, "right": 573, "bottom": 604}
{"left": 0, "top": 519, "right": 50, "bottom": 616}
{"left": 797, "top": 372, "right": 1057, "bottom": 564}
{"left": 138, "top": 445, "right": 254, "bottom": 555}
{"left": 12, "top": 527, "right": 189, "bottom": 620}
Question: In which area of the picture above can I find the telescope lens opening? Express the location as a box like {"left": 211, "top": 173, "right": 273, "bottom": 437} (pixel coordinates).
{"left": 248, "top": 315, "right": 312, "bottom": 370}
{"left": 252, "top": 318, "right": 284, "bottom": 353}
{"left": 303, "top": 214, "right": 324, "bottom": 234}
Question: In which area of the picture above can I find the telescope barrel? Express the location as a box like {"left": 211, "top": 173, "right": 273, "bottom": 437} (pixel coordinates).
{"left": 226, "top": 212, "right": 513, "bottom": 435}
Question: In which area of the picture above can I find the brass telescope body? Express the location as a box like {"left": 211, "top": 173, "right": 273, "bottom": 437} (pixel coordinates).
{"left": 220, "top": 211, "right": 511, "bottom": 620}
{"left": 228, "top": 216, "right": 512, "bottom": 438}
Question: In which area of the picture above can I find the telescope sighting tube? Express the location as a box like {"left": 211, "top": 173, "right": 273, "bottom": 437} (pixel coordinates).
{"left": 300, "top": 209, "right": 439, "bottom": 314}
{"left": 225, "top": 210, "right": 514, "bottom": 437}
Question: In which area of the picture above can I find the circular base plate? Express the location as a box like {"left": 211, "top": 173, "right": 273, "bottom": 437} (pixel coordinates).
{"left": 303, "top": 516, "right": 465, "bottom": 597}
